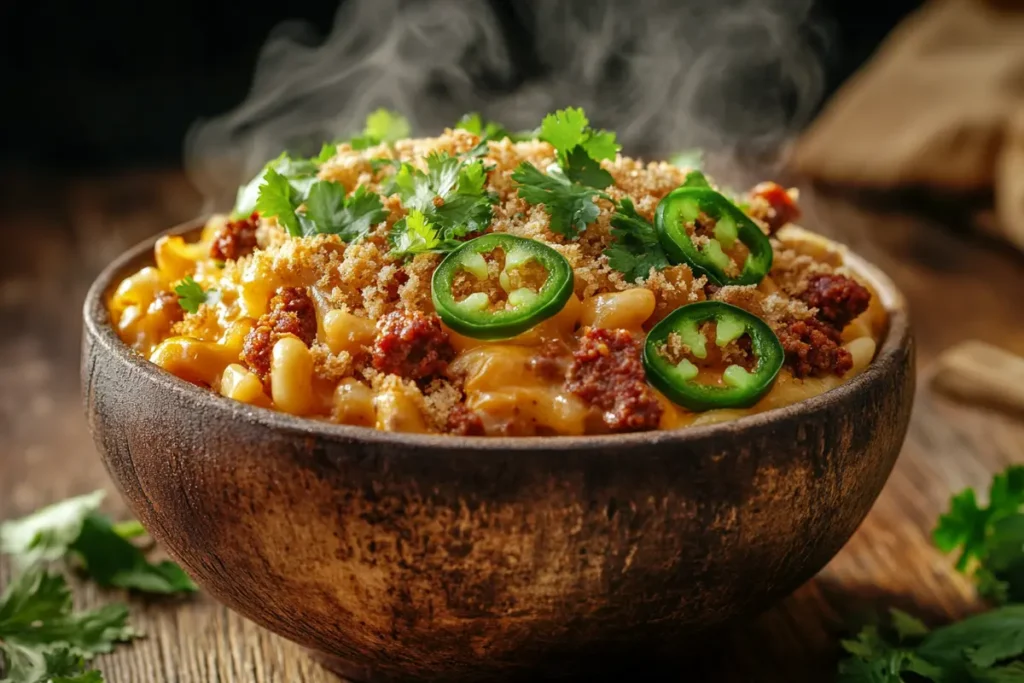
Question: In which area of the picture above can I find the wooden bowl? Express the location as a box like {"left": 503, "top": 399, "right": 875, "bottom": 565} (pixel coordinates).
{"left": 82, "top": 220, "right": 914, "bottom": 682}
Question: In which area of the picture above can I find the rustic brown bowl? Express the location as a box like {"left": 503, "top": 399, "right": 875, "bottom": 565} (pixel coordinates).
{"left": 82, "top": 219, "right": 914, "bottom": 682}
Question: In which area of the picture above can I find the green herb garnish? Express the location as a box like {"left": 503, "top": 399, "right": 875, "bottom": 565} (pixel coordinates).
{"left": 349, "top": 108, "right": 411, "bottom": 150}
{"left": 604, "top": 198, "right": 669, "bottom": 281}
{"left": 255, "top": 169, "right": 388, "bottom": 241}
{"left": 384, "top": 152, "right": 496, "bottom": 256}
{"left": 173, "top": 275, "right": 211, "bottom": 315}
{"left": 838, "top": 605, "right": 1024, "bottom": 682}
{"left": 0, "top": 568, "right": 138, "bottom": 683}
{"left": 511, "top": 162, "right": 606, "bottom": 239}
{"left": 933, "top": 465, "right": 1024, "bottom": 603}
{"left": 0, "top": 490, "right": 197, "bottom": 595}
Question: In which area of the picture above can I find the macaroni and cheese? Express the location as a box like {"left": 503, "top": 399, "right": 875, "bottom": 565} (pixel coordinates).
{"left": 108, "top": 110, "right": 886, "bottom": 436}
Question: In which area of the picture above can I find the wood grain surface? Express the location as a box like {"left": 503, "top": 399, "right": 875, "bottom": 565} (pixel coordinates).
{"left": 1, "top": 168, "right": 1022, "bottom": 682}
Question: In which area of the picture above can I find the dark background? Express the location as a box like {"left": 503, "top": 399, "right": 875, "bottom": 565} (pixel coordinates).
{"left": 1, "top": 0, "right": 923, "bottom": 172}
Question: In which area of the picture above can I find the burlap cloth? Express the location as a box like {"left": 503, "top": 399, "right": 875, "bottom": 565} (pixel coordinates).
{"left": 790, "top": 0, "right": 1024, "bottom": 251}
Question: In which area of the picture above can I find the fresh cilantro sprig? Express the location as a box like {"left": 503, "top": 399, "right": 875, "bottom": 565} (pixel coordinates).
{"left": 838, "top": 605, "right": 1024, "bottom": 682}
{"left": 512, "top": 107, "right": 620, "bottom": 239}
{"left": 388, "top": 210, "right": 449, "bottom": 258}
{"left": 540, "top": 107, "right": 619, "bottom": 171}
{"left": 0, "top": 490, "right": 197, "bottom": 595}
{"left": 0, "top": 567, "right": 138, "bottom": 683}
{"left": 455, "top": 113, "right": 537, "bottom": 158}
{"left": 384, "top": 152, "right": 496, "bottom": 257}
{"left": 232, "top": 108, "right": 408, "bottom": 218}
{"left": 512, "top": 162, "right": 608, "bottom": 239}
{"left": 603, "top": 198, "right": 669, "bottom": 282}
{"left": 933, "top": 466, "right": 1024, "bottom": 604}
{"left": 173, "top": 276, "right": 212, "bottom": 315}
{"left": 255, "top": 171, "right": 388, "bottom": 242}
{"left": 837, "top": 464, "right": 1024, "bottom": 680}
{"left": 232, "top": 152, "right": 318, "bottom": 219}
{"left": 349, "top": 108, "right": 411, "bottom": 150}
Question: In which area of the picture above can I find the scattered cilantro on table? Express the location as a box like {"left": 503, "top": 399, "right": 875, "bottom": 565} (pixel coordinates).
{"left": 173, "top": 276, "right": 213, "bottom": 315}
{"left": 0, "top": 569, "right": 138, "bottom": 683}
{"left": 838, "top": 605, "right": 1024, "bottom": 682}
{"left": 837, "top": 465, "right": 1024, "bottom": 681}
{"left": 0, "top": 491, "right": 197, "bottom": 681}
{"left": 933, "top": 465, "right": 1024, "bottom": 604}
{"left": 0, "top": 491, "right": 197, "bottom": 595}
{"left": 603, "top": 198, "right": 669, "bottom": 282}
{"left": 384, "top": 152, "right": 496, "bottom": 257}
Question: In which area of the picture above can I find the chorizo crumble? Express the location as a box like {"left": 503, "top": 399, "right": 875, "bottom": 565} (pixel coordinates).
{"left": 107, "top": 107, "right": 886, "bottom": 436}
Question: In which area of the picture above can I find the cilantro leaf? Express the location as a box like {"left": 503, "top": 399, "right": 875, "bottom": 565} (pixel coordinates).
{"left": 540, "top": 107, "right": 619, "bottom": 165}
{"left": 917, "top": 604, "right": 1024, "bottom": 670}
{"left": 563, "top": 146, "right": 614, "bottom": 189}
{"left": 0, "top": 568, "right": 138, "bottom": 683}
{"left": 934, "top": 466, "right": 1024, "bottom": 601}
{"left": 254, "top": 167, "right": 304, "bottom": 237}
{"left": 363, "top": 108, "right": 410, "bottom": 143}
{"left": 350, "top": 108, "right": 410, "bottom": 150}
{"left": 314, "top": 142, "right": 338, "bottom": 164}
{"left": 456, "top": 112, "right": 513, "bottom": 158}
{"left": 69, "top": 513, "right": 197, "bottom": 595}
{"left": 512, "top": 162, "right": 605, "bottom": 239}
{"left": 304, "top": 181, "right": 388, "bottom": 241}
{"left": 0, "top": 491, "right": 105, "bottom": 570}
{"left": 233, "top": 152, "right": 317, "bottom": 218}
{"left": 603, "top": 198, "right": 669, "bottom": 282}
{"left": 540, "top": 108, "right": 588, "bottom": 159}
{"left": 385, "top": 152, "right": 495, "bottom": 245}
{"left": 38, "top": 648, "right": 104, "bottom": 683}
{"left": 173, "top": 276, "right": 211, "bottom": 315}
{"left": 388, "top": 209, "right": 450, "bottom": 258}
{"left": 982, "top": 514, "right": 1024, "bottom": 603}
{"left": 581, "top": 130, "right": 620, "bottom": 163}
{"left": 837, "top": 623, "right": 941, "bottom": 683}
{"left": 0, "top": 492, "right": 197, "bottom": 596}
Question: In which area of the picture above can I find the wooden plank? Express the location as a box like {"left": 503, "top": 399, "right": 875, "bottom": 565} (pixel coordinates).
{"left": 1, "top": 171, "right": 1021, "bottom": 682}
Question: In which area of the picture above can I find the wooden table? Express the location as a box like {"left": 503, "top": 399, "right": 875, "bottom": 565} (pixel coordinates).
{"left": 1, "top": 168, "right": 1022, "bottom": 682}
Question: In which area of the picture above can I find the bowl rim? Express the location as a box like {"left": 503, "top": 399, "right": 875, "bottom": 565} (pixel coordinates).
{"left": 83, "top": 217, "right": 912, "bottom": 452}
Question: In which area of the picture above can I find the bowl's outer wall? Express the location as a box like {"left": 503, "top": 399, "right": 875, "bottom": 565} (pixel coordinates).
{"left": 82, "top": 223, "right": 915, "bottom": 682}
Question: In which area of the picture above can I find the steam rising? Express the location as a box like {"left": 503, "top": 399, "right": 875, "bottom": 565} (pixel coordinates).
{"left": 185, "top": 0, "right": 830, "bottom": 210}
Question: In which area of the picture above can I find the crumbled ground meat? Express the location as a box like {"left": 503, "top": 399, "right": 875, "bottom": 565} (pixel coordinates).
{"left": 799, "top": 274, "right": 871, "bottom": 330}
{"left": 151, "top": 291, "right": 184, "bottom": 324}
{"left": 371, "top": 310, "right": 455, "bottom": 382}
{"left": 446, "top": 404, "right": 485, "bottom": 436}
{"left": 241, "top": 287, "right": 318, "bottom": 380}
{"left": 748, "top": 182, "right": 801, "bottom": 235}
{"left": 210, "top": 212, "right": 260, "bottom": 261}
{"left": 565, "top": 328, "right": 663, "bottom": 432}
{"left": 529, "top": 339, "right": 571, "bottom": 381}
{"left": 776, "top": 317, "right": 853, "bottom": 378}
